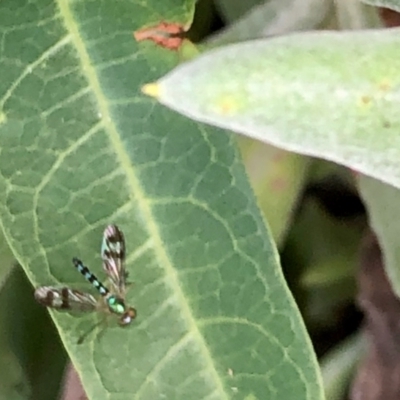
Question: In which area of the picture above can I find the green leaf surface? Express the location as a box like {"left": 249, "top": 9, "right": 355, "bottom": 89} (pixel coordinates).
{"left": 333, "top": 0, "right": 382, "bottom": 29}
{"left": 0, "top": 1, "right": 323, "bottom": 399}
{"left": 358, "top": 176, "right": 400, "bottom": 296}
{"left": 146, "top": 28, "right": 400, "bottom": 189}
{"left": 361, "top": 0, "right": 400, "bottom": 12}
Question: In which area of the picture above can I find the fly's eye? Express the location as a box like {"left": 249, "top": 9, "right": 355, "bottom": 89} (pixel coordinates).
{"left": 119, "top": 307, "right": 137, "bottom": 326}
{"left": 120, "top": 315, "right": 131, "bottom": 325}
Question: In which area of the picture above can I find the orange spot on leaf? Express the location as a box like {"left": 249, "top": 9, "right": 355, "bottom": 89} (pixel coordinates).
{"left": 134, "top": 22, "right": 185, "bottom": 51}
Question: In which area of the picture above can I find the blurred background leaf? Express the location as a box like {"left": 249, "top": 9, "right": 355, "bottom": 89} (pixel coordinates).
{"left": 0, "top": 267, "right": 67, "bottom": 400}
{"left": 359, "top": 176, "right": 400, "bottom": 296}
{"left": 145, "top": 28, "right": 400, "bottom": 189}
{"left": 320, "top": 332, "right": 364, "bottom": 400}
{"left": 210, "top": 0, "right": 331, "bottom": 44}
{"left": 361, "top": 0, "right": 400, "bottom": 12}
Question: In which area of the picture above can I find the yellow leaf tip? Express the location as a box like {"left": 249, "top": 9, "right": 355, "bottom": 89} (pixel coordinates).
{"left": 141, "top": 83, "right": 162, "bottom": 99}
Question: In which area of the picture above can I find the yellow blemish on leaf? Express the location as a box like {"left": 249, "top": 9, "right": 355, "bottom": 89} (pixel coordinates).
{"left": 244, "top": 394, "right": 257, "bottom": 400}
{"left": 357, "top": 95, "right": 373, "bottom": 109}
{"left": 215, "top": 95, "right": 241, "bottom": 115}
{"left": 141, "top": 83, "right": 162, "bottom": 99}
{"left": 0, "top": 112, "right": 6, "bottom": 125}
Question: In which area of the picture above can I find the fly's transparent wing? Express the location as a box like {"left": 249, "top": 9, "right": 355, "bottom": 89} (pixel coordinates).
{"left": 101, "top": 224, "right": 127, "bottom": 294}
{"left": 34, "top": 286, "right": 97, "bottom": 312}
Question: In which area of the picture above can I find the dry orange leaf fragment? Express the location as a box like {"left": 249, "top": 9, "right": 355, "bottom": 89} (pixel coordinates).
{"left": 134, "top": 22, "right": 185, "bottom": 51}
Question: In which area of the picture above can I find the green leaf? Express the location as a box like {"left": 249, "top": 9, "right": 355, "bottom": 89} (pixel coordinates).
{"left": 296, "top": 201, "right": 360, "bottom": 289}
{"left": 282, "top": 193, "right": 360, "bottom": 328}
{"left": 145, "top": 28, "right": 400, "bottom": 189}
{"left": 358, "top": 176, "right": 400, "bottom": 296}
{"left": 0, "top": 267, "right": 67, "bottom": 400}
{"left": 332, "top": 0, "right": 382, "bottom": 29}
{"left": 0, "top": 277, "right": 31, "bottom": 400}
{"left": 0, "top": 344, "right": 30, "bottom": 400}
{"left": 0, "top": 1, "right": 324, "bottom": 399}
{"left": 361, "top": 0, "right": 400, "bottom": 12}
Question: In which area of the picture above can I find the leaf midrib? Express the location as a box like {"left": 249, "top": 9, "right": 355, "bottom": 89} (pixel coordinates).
{"left": 57, "top": 1, "right": 229, "bottom": 397}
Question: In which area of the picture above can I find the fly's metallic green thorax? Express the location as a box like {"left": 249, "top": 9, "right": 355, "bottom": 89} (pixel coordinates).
{"left": 106, "top": 295, "right": 126, "bottom": 314}
{"left": 106, "top": 294, "right": 136, "bottom": 325}
{"left": 34, "top": 224, "right": 137, "bottom": 342}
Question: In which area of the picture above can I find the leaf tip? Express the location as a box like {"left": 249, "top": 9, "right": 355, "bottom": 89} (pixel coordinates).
{"left": 141, "top": 83, "right": 162, "bottom": 99}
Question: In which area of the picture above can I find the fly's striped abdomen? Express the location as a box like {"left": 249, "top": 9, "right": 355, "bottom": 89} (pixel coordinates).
{"left": 72, "top": 257, "right": 109, "bottom": 296}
